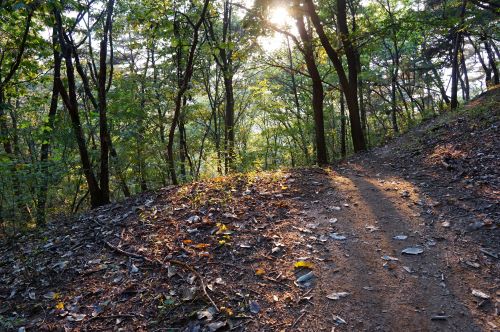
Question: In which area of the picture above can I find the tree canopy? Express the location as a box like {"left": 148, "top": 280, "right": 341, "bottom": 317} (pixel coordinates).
{"left": 0, "top": 0, "right": 498, "bottom": 231}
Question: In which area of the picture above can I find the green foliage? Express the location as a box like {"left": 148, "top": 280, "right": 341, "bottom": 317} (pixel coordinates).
{"left": 0, "top": 0, "right": 495, "bottom": 234}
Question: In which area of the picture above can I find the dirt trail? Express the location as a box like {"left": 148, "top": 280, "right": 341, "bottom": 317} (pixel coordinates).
{"left": 2, "top": 90, "right": 498, "bottom": 331}
{"left": 287, "top": 164, "right": 495, "bottom": 331}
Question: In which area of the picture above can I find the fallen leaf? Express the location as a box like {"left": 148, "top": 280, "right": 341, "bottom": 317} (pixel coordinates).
{"left": 194, "top": 243, "right": 210, "bottom": 249}
{"left": 255, "top": 268, "right": 266, "bottom": 276}
{"left": 294, "top": 261, "right": 314, "bottom": 269}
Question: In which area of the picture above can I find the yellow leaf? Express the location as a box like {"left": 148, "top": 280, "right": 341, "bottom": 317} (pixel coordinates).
{"left": 194, "top": 243, "right": 210, "bottom": 249}
{"left": 218, "top": 240, "right": 226, "bottom": 245}
{"left": 281, "top": 185, "right": 288, "bottom": 190}
{"left": 221, "top": 307, "right": 234, "bottom": 316}
{"left": 53, "top": 292, "right": 60, "bottom": 300}
{"left": 216, "top": 223, "right": 228, "bottom": 234}
{"left": 55, "top": 302, "right": 64, "bottom": 310}
{"left": 294, "top": 261, "right": 314, "bottom": 269}
{"left": 255, "top": 268, "right": 265, "bottom": 276}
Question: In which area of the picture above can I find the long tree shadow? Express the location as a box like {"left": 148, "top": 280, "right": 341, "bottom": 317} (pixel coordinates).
{"left": 322, "top": 168, "right": 483, "bottom": 332}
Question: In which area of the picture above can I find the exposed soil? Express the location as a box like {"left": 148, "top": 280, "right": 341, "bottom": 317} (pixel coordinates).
{"left": 1, "top": 89, "right": 499, "bottom": 331}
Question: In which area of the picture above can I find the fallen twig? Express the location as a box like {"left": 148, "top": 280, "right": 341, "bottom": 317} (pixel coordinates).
{"left": 104, "top": 240, "right": 219, "bottom": 311}
{"left": 291, "top": 311, "right": 307, "bottom": 328}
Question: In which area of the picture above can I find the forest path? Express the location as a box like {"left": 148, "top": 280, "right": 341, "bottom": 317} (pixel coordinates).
{"left": 290, "top": 164, "right": 492, "bottom": 331}
{"left": 2, "top": 93, "right": 498, "bottom": 331}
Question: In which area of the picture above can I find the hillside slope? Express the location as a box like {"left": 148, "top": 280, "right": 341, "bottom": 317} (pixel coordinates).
{"left": 1, "top": 89, "right": 498, "bottom": 331}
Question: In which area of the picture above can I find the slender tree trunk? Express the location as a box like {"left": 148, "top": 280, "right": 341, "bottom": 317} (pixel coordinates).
{"left": 304, "top": 0, "right": 366, "bottom": 152}
{"left": 96, "top": 0, "right": 115, "bottom": 204}
{"left": 460, "top": 43, "right": 470, "bottom": 101}
{"left": 137, "top": 80, "right": 148, "bottom": 191}
{"left": 340, "top": 89, "right": 346, "bottom": 158}
{"left": 450, "top": 0, "right": 467, "bottom": 110}
{"left": 294, "top": 8, "right": 328, "bottom": 165}
{"left": 391, "top": 71, "right": 399, "bottom": 133}
{"left": 179, "top": 97, "right": 187, "bottom": 181}
{"left": 223, "top": 74, "right": 235, "bottom": 171}
{"left": 469, "top": 36, "right": 491, "bottom": 87}
{"left": 359, "top": 78, "right": 367, "bottom": 140}
{"left": 428, "top": 62, "right": 451, "bottom": 105}
{"left": 54, "top": 9, "right": 103, "bottom": 208}
{"left": 286, "top": 36, "right": 310, "bottom": 163}
{"left": 166, "top": 0, "right": 210, "bottom": 184}
{"left": 484, "top": 38, "right": 499, "bottom": 85}
{"left": 206, "top": 0, "right": 236, "bottom": 172}
{"left": 36, "top": 29, "right": 60, "bottom": 226}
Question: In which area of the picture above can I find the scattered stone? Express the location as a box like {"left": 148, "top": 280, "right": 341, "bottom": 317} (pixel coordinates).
{"left": 471, "top": 289, "right": 490, "bottom": 299}
{"left": 296, "top": 271, "right": 314, "bottom": 284}
{"left": 197, "top": 307, "right": 216, "bottom": 321}
{"left": 186, "top": 215, "right": 201, "bottom": 223}
{"left": 319, "top": 234, "right": 329, "bottom": 242}
{"left": 332, "top": 315, "right": 347, "bottom": 325}
{"left": 330, "top": 233, "right": 347, "bottom": 240}
{"left": 130, "top": 263, "right": 139, "bottom": 273}
{"left": 467, "top": 220, "right": 485, "bottom": 231}
{"left": 207, "top": 321, "right": 226, "bottom": 331}
{"left": 465, "top": 261, "right": 480, "bottom": 269}
{"left": 402, "top": 247, "right": 424, "bottom": 255}
{"left": 249, "top": 300, "right": 261, "bottom": 314}
{"left": 393, "top": 235, "right": 408, "bottom": 240}
{"left": 326, "top": 292, "right": 350, "bottom": 300}
{"left": 402, "top": 266, "right": 414, "bottom": 273}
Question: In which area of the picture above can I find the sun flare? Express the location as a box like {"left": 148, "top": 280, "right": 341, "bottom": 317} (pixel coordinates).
{"left": 260, "top": 6, "right": 296, "bottom": 52}
{"left": 269, "top": 6, "right": 293, "bottom": 28}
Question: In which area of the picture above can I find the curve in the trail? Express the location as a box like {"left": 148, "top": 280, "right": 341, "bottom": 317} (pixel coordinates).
{"left": 295, "top": 167, "right": 482, "bottom": 332}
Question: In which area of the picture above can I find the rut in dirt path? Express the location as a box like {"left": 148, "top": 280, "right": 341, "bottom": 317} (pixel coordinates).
{"left": 295, "top": 167, "right": 482, "bottom": 332}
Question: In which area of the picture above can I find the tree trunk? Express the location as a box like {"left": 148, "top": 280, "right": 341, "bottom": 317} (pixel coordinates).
{"left": 469, "top": 36, "right": 491, "bottom": 87}
{"left": 340, "top": 89, "right": 347, "bottom": 158}
{"left": 36, "top": 29, "right": 60, "bottom": 226}
{"left": 179, "top": 97, "right": 187, "bottom": 181}
{"left": 223, "top": 74, "right": 235, "bottom": 171}
{"left": 294, "top": 8, "right": 328, "bottom": 165}
{"left": 391, "top": 73, "right": 399, "bottom": 133}
{"left": 286, "top": 36, "right": 310, "bottom": 163}
{"left": 96, "top": 0, "right": 115, "bottom": 205}
{"left": 484, "top": 38, "right": 499, "bottom": 85}
{"left": 460, "top": 39, "right": 470, "bottom": 101}
{"left": 304, "top": 0, "right": 366, "bottom": 152}
{"left": 54, "top": 9, "right": 104, "bottom": 208}
{"left": 166, "top": 0, "right": 211, "bottom": 184}
{"left": 450, "top": 0, "right": 467, "bottom": 110}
